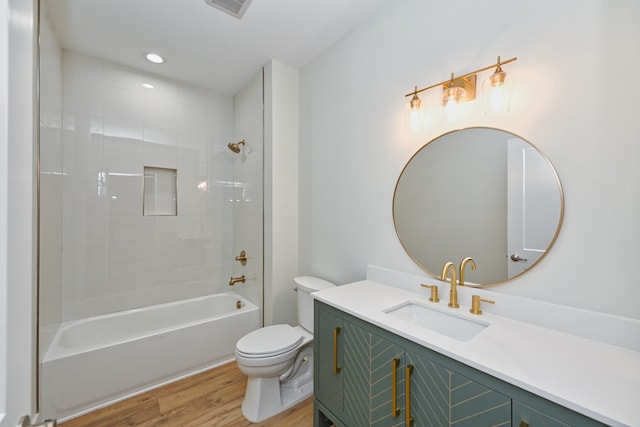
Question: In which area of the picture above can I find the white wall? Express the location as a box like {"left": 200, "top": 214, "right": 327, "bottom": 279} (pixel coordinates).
{"left": 59, "top": 51, "right": 234, "bottom": 321}
{"left": 264, "top": 60, "right": 300, "bottom": 326}
{"left": 299, "top": 0, "right": 640, "bottom": 319}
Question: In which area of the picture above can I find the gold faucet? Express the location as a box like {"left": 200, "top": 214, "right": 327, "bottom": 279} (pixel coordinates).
{"left": 440, "top": 261, "right": 455, "bottom": 281}
{"left": 440, "top": 262, "right": 459, "bottom": 308}
{"left": 459, "top": 257, "right": 476, "bottom": 287}
{"left": 229, "top": 275, "right": 245, "bottom": 286}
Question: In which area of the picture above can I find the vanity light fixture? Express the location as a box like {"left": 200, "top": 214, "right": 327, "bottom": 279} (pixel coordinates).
{"left": 406, "top": 56, "right": 517, "bottom": 121}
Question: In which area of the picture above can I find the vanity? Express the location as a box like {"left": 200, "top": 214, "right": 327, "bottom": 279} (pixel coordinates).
{"left": 312, "top": 267, "right": 639, "bottom": 427}
{"left": 311, "top": 128, "right": 639, "bottom": 426}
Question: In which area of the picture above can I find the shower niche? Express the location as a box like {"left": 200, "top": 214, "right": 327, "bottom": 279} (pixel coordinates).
{"left": 143, "top": 167, "right": 177, "bottom": 216}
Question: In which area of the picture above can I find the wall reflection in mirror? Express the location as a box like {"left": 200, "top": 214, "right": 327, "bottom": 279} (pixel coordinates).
{"left": 393, "top": 127, "right": 564, "bottom": 286}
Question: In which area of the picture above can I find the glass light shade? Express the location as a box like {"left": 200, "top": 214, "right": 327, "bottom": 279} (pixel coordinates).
{"left": 410, "top": 93, "right": 422, "bottom": 110}
{"left": 408, "top": 94, "right": 424, "bottom": 131}
{"left": 441, "top": 86, "right": 466, "bottom": 123}
{"left": 482, "top": 70, "right": 513, "bottom": 113}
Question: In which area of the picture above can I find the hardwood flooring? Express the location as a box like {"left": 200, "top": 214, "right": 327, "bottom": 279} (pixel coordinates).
{"left": 59, "top": 361, "right": 314, "bottom": 427}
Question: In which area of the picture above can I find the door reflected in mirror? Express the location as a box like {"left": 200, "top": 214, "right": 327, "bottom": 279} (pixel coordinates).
{"left": 393, "top": 127, "right": 564, "bottom": 286}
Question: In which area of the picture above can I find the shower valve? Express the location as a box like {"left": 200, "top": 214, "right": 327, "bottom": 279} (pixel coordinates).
{"left": 235, "top": 250, "right": 248, "bottom": 266}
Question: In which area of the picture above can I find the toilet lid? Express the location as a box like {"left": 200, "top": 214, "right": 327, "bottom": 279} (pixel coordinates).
{"left": 236, "top": 324, "right": 303, "bottom": 357}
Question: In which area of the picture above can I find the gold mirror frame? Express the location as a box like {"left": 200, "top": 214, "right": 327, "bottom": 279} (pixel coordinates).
{"left": 393, "top": 127, "right": 564, "bottom": 287}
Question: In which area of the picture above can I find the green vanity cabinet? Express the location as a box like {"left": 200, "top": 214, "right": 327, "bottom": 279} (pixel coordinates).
{"left": 314, "top": 300, "right": 607, "bottom": 427}
{"left": 343, "top": 321, "right": 406, "bottom": 427}
{"left": 315, "top": 307, "right": 346, "bottom": 424}
{"left": 314, "top": 301, "right": 508, "bottom": 427}
{"left": 404, "top": 349, "right": 510, "bottom": 426}
{"left": 512, "top": 401, "right": 569, "bottom": 427}
{"left": 314, "top": 307, "right": 406, "bottom": 427}
{"left": 510, "top": 397, "right": 607, "bottom": 427}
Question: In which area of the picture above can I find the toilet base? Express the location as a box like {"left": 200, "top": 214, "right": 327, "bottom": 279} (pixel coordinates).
{"left": 240, "top": 348, "right": 313, "bottom": 423}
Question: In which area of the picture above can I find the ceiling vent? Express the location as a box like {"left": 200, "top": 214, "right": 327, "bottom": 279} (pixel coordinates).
{"left": 205, "top": 0, "right": 253, "bottom": 19}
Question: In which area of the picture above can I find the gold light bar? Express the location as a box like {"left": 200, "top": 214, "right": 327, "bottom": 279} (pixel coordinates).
{"left": 405, "top": 56, "right": 517, "bottom": 100}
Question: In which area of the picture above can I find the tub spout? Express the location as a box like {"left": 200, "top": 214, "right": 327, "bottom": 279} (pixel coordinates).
{"left": 229, "top": 275, "right": 245, "bottom": 286}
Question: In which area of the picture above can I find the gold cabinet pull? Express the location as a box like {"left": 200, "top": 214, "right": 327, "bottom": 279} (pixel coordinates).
{"left": 392, "top": 358, "right": 400, "bottom": 417}
{"left": 405, "top": 365, "right": 414, "bottom": 426}
{"left": 519, "top": 422, "right": 529, "bottom": 427}
{"left": 333, "top": 327, "right": 341, "bottom": 374}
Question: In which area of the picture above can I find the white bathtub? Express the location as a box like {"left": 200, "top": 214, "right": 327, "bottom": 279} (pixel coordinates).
{"left": 41, "top": 292, "right": 260, "bottom": 422}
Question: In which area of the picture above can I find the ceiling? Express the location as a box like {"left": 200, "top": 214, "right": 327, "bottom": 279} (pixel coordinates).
{"left": 45, "top": 0, "right": 391, "bottom": 95}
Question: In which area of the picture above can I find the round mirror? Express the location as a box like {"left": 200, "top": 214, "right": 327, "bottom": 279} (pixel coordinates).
{"left": 393, "top": 127, "right": 564, "bottom": 286}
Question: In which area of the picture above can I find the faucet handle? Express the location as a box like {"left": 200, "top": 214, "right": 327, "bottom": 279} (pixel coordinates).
{"left": 420, "top": 284, "right": 440, "bottom": 303}
{"left": 469, "top": 295, "right": 495, "bottom": 315}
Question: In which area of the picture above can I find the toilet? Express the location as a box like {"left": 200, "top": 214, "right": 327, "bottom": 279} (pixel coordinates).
{"left": 235, "top": 276, "right": 335, "bottom": 422}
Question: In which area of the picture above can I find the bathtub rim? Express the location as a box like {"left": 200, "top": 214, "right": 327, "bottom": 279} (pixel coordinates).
{"left": 43, "top": 291, "right": 258, "bottom": 363}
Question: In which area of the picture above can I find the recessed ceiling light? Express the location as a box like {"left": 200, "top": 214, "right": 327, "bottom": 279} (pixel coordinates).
{"left": 141, "top": 83, "right": 154, "bottom": 89}
{"left": 145, "top": 53, "right": 164, "bottom": 64}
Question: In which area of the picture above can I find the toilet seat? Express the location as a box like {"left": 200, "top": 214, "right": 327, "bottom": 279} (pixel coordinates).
{"left": 236, "top": 324, "right": 303, "bottom": 358}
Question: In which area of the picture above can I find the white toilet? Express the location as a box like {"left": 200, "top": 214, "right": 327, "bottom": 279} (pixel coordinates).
{"left": 235, "top": 276, "right": 335, "bottom": 423}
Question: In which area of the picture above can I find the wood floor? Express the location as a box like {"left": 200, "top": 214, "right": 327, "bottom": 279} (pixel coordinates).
{"left": 59, "top": 361, "right": 314, "bottom": 427}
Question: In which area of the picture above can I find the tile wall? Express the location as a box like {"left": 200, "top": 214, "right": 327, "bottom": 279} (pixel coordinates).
{"left": 59, "top": 50, "right": 235, "bottom": 321}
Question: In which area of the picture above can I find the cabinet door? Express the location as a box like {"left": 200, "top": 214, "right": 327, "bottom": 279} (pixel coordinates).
{"left": 513, "top": 401, "right": 569, "bottom": 427}
{"left": 406, "top": 350, "right": 511, "bottom": 427}
{"left": 512, "top": 400, "right": 607, "bottom": 427}
{"left": 344, "top": 322, "right": 405, "bottom": 427}
{"left": 316, "top": 307, "right": 345, "bottom": 418}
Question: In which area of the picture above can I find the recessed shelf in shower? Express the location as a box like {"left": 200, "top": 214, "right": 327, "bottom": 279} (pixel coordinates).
{"left": 143, "top": 166, "right": 177, "bottom": 216}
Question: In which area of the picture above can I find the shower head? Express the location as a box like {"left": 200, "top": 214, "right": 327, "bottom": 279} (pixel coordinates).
{"left": 228, "top": 139, "right": 245, "bottom": 153}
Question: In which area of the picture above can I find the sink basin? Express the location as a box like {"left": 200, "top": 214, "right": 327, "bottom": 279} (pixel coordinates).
{"left": 384, "top": 301, "right": 488, "bottom": 341}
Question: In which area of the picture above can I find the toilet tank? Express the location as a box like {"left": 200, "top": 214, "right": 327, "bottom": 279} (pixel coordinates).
{"left": 294, "top": 276, "right": 335, "bottom": 332}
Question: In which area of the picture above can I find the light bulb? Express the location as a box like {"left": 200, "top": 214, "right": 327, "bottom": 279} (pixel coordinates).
{"left": 442, "top": 86, "right": 466, "bottom": 123}
{"left": 483, "top": 68, "right": 513, "bottom": 113}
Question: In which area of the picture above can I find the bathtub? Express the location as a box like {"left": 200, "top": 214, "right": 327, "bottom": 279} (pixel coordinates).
{"left": 41, "top": 292, "right": 260, "bottom": 422}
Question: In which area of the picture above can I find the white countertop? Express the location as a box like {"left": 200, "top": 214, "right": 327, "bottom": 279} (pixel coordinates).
{"left": 313, "top": 280, "right": 640, "bottom": 427}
